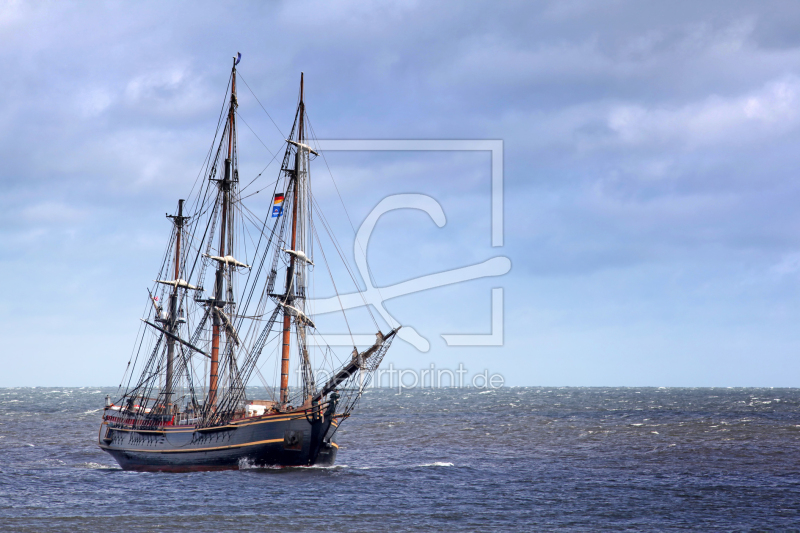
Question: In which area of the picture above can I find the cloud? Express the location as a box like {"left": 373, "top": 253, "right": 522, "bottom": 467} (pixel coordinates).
{"left": 121, "top": 65, "right": 216, "bottom": 119}
{"left": 2, "top": 1, "right": 800, "bottom": 385}
{"left": 20, "top": 201, "right": 87, "bottom": 223}
{"left": 75, "top": 86, "right": 115, "bottom": 118}
{"left": 771, "top": 252, "right": 800, "bottom": 276}
{"left": 606, "top": 76, "right": 800, "bottom": 148}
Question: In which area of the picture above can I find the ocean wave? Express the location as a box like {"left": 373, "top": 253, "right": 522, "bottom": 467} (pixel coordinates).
{"left": 238, "top": 457, "right": 349, "bottom": 471}
{"left": 304, "top": 464, "right": 349, "bottom": 470}
{"left": 81, "top": 462, "right": 120, "bottom": 470}
{"left": 354, "top": 462, "right": 455, "bottom": 470}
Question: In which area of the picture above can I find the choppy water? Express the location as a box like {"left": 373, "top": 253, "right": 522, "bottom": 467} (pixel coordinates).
{"left": 1, "top": 387, "right": 799, "bottom": 531}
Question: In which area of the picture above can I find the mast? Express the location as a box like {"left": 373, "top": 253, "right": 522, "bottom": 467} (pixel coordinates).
{"left": 280, "top": 73, "right": 304, "bottom": 406}
{"left": 209, "top": 57, "right": 237, "bottom": 408}
{"left": 165, "top": 199, "right": 186, "bottom": 411}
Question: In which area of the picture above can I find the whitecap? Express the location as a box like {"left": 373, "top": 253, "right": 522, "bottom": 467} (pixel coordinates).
{"left": 238, "top": 457, "right": 348, "bottom": 471}
{"left": 304, "top": 464, "right": 349, "bottom": 470}
{"left": 419, "top": 462, "right": 454, "bottom": 467}
{"left": 239, "top": 457, "right": 267, "bottom": 470}
{"left": 81, "top": 462, "right": 119, "bottom": 470}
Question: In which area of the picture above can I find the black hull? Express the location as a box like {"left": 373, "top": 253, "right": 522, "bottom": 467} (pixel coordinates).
{"left": 99, "top": 410, "right": 338, "bottom": 472}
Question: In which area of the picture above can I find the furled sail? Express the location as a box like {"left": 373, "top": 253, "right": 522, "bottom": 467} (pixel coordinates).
{"left": 279, "top": 302, "right": 316, "bottom": 329}
{"left": 283, "top": 249, "right": 314, "bottom": 265}
{"left": 286, "top": 138, "right": 318, "bottom": 155}
{"left": 211, "top": 306, "right": 242, "bottom": 345}
{"left": 203, "top": 254, "right": 251, "bottom": 269}
{"left": 154, "top": 278, "right": 199, "bottom": 290}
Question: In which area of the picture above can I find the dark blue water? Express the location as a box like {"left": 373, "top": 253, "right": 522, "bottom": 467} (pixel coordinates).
{"left": 1, "top": 387, "right": 799, "bottom": 531}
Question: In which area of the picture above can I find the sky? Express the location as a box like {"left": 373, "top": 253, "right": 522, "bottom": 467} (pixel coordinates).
{"left": 2, "top": 0, "right": 800, "bottom": 386}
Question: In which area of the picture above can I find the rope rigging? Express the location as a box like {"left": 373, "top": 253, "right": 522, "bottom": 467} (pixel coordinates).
{"left": 116, "top": 67, "right": 397, "bottom": 431}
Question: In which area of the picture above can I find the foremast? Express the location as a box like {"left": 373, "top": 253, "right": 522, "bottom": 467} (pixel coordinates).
{"left": 279, "top": 75, "right": 304, "bottom": 406}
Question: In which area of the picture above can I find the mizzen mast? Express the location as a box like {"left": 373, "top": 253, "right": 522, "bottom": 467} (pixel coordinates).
{"left": 164, "top": 199, "right": 187, "bottom": 410}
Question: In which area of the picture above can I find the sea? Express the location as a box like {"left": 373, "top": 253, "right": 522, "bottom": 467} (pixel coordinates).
{"left": 0, "top": 387, "right": 799, "bottom": 531}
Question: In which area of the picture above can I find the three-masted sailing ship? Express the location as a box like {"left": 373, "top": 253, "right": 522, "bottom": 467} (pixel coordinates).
{"left": 99, "top": 55, "right": 398, "bottom": 471}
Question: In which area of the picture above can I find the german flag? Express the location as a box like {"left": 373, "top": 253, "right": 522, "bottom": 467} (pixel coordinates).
{"left": 272, "top": 193, "right": 285, "bottom": 217}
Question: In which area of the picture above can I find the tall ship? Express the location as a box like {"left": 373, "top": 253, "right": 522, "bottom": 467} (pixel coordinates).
{"left": 99, "top": 55, "right": 398, "bottom": 471}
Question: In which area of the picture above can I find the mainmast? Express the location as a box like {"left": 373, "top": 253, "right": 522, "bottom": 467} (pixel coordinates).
{"left": 164, "top": 199, "right": 187, "bottom": 410}
{"left": 279, "top": 73, "right": 304, "bottom": 406}
{"left": 209, "top": 57, "right": 238, "bottom": 408}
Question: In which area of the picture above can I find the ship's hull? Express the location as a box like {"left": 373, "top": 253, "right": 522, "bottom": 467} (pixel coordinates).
{"left": 99, "top": 410, "right": 338, "bottom": 472}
